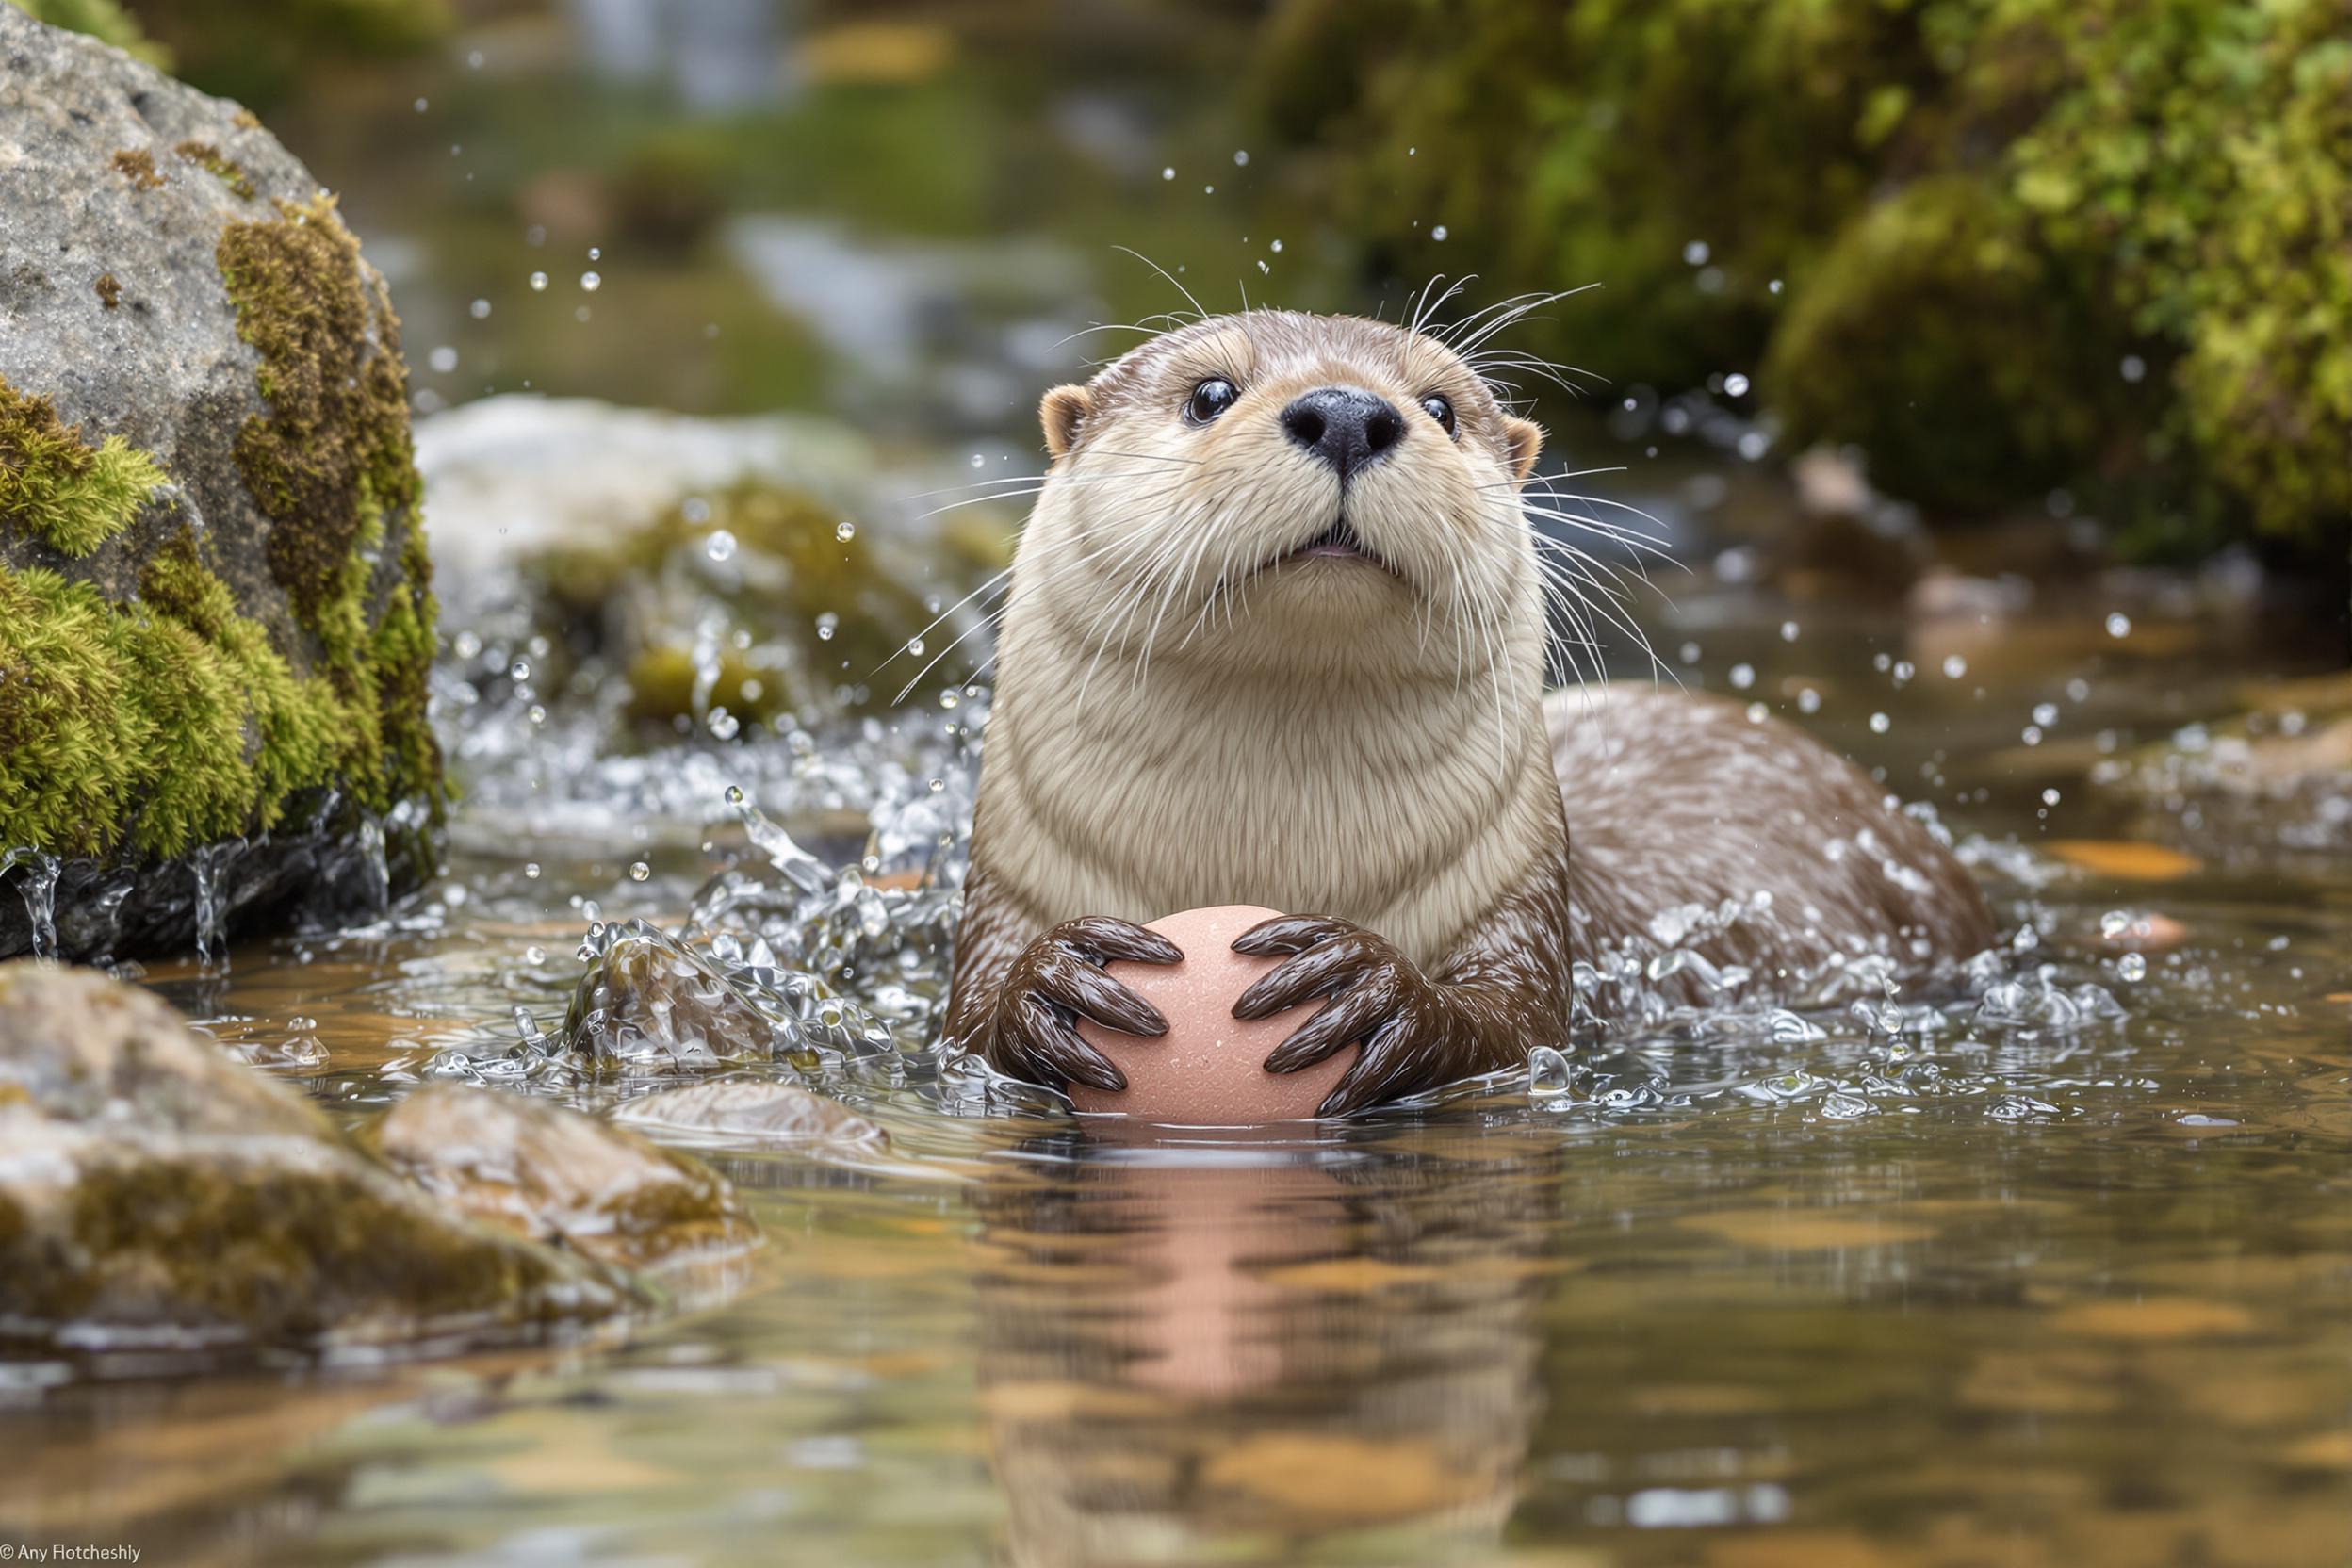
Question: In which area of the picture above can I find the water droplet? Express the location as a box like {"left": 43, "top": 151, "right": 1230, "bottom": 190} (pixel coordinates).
{"left": 1683, "top": 239, "right": 1710, "bottom": 266}
{"left": 835, "top": 521, "right": 856, "bottom": 543}
{"left": 509, "top": 659, "right": 531, "bottom": 681}
{"left": 1729, "top": 663, "right": 1756, "bottom": 690}
{"left": 1269, "top": 238, "right": 1283, "bottom": 253}
{"left": 1745, "top": 702, "right": 1769, "bottom": 724}
{"left": 580, "top": 271, "right": 601, "bottom": 292}
{"left": 2116, "top": 952, "right": 2148, "bottom": 981}
{"left": 1779, "top": 619, "right": 1798, "bottom": 643}
{"left": 2120, "top": 354, "right": 2146, "bottom": 383}
{"left": 1869, "top": 711, "right": 1891, "bottom": 734}
{"left": 1256, "top": 259, "right": 1270, "bottom": 274}
{"left": 1233, "top": 149, "right": 1250, "bottom": 167}
{"left": 1768, "top": 277, "right": 1783, "bottom": 294}
{"left": 906, "top": 636, "right": 926, "bottom": 658}
{"left": 413, "top": 96, "right": 429, "bottom": 112}
{"left": 523, "top": 944, "right": 546, "bottom": 964}
{"left": 524, "top": 861, "right": 542, "bottom": 879}
{"left": 469, "top": 298, "right": 491, "bottom": 319}
{"left": 1527, "top": 1045, "right": 1572, "bottom": 1098}
{"left": 529, "top": 270, "right": 547, "bottom": 291}
{"left": 816, "top": 612, "right": 839, "bottom": 642}
{"left": 1942, "top": 654, "right": 1968, "bottom": 678}
{"left": 2042, "top": 787, "right": 2062, "bottom": 806}
{"left": 428, "top": 345, "right": 458, "bottom": 373}
{"left": 969, "top": 452, "right": 986, "bottom": 468}
{"left": 2105, "top": 612, "right": 2132, "bottom": 638}
{"left": 629, "top": 860, "right": 650, "bottom": 882}
{"left": 705, "top": 529, "right": 737, "bottom": 562}
{"left": 2034, "top": 702, "right": 2059, "bottom": 726}
{"left": 1430, "top": 224, "right": 1449, "bottom": 242}
{"left": 1161, "top": 166, "right": 1175, "bottom": 180}
{"left": 1724, "top": 372, "right": 1751, "bottom": 397}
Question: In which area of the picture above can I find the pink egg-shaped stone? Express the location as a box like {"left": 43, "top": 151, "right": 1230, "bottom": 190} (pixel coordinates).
{"left": 1071, "top": 905, "right": 1356, "bottom": 1124}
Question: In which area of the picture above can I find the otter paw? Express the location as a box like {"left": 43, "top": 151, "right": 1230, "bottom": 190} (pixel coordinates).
{"left": 1230, "top": 915, "right": 1448, "bottom": 1115}
{"left": 988, "top": 916, "right": 1181, "bottom": 1094}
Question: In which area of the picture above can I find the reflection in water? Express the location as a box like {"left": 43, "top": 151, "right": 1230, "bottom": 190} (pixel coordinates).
{"left": 972, "top": 1129, "right": 1560, "bottom": 1566}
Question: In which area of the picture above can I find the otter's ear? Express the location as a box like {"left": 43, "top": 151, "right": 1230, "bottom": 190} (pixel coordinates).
{"left": 1502, "top": 416, "right": 1544, "bottom": 483}
{"left": 1039, "top": 384, "right": 1093, "bottom": 460}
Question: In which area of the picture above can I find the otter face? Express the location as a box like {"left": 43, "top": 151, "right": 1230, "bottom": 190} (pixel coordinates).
{"left": 1020, "top": 311, "right": 1546, "bottom": 682}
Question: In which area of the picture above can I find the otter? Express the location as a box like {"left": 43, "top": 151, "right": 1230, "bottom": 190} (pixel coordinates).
{"left": 945, "top": 311, "right": 1993, "bottom": 1114}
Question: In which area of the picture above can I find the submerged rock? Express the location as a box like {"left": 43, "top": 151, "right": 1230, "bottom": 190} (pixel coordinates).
{"left": 2092, "top": 670, "right": 2352, "bottom": 856}
{"left": 371, "top": 1084, "right": 758, "bottom": 1272}
{"left": 562, "top": 917, "right": 896, "bottom": 1076}
{"left": 0, "top": 7, "right": 442, "bottom": 961}
{"left": 612, "top": 1076, "right": 890, "bottom": 1152}
{"left": 0, "top": 965, "right": 633, "bottom": 1361}
{"left": 413, "top": 394, "right": 1005, "bottom": 741}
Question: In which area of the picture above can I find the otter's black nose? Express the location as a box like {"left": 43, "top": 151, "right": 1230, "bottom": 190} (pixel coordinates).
{"left": 1280, "top": 385, "right": 1405, "bottom": 478}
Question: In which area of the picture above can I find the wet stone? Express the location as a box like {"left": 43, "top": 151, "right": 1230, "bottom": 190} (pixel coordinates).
{"left": 612, "top": 1076, "right": 890, "bottom": 1152}
{"left": 0, "top": 8, "right": 443, "bottom": 962}
{"left": 0, "top": 964, "right": 636, "bottom": 1364}
{"left": 371, "top": 1084, "right": 759, "bottom": 1272}
{"left": 563, "top": 917, "right": 896, "bottom": 1076}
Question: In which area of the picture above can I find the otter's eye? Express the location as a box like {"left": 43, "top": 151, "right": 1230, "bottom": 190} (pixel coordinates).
{"left": 1185, "top": 378, "right": 1239, "bottom": 425}
{"left": 1419, "top": 393, "right": 1457, "bottom": 439}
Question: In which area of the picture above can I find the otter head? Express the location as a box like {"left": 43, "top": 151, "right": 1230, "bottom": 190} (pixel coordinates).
{"left": 1017, "top": 311, "right": 1547, "bottom": 685}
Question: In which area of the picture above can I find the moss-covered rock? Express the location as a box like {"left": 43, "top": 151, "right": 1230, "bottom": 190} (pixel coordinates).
{"left": 0, "top": 963, "right": 639, "bottom": 1362}
{"left": 0, "top": 5, "right": 444, "bottom": 959}
{"left": 1257, "top": 0, "right": 2352, "bottom": 558}
{"left": 370, "top": 1084, "right": 758, "bottom": 1273}
{"left": 412, "top": 396, "right": 1003, "bottom": 746}
{"left": 530, "top": 479, "right": 947, "bottom": 737}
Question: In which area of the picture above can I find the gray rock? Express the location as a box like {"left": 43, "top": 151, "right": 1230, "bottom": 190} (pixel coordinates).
{"left": 0, "top": 963, "right": 634, "bottom": 1363}
{"left": 0, "top": 6, "right": 442, "bottom": 961}
{"left": 371, "top": 1083, "right": 759, "bottom": 1272}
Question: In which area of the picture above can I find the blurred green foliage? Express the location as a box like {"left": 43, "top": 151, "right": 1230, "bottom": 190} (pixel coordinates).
{"left": 24, "top": 0, "right": 446, "bottom": 108}
{"left": 17, "top": 0, "right": 167, "bottom": 64}
{"left": 1258, "top": 0, "right": 2352, "bottom": 554}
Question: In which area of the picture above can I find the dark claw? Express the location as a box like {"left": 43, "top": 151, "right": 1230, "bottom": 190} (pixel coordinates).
{"left": 1012, "top": 992, "right": 1126, "bottom": 1092}
{"left": 1315, "top": 1015, "right": 1419, "bottom": 1116}
{"left": 1233, "top": 932, "right": 1380, "bottom": 1020}
{"left": 1264, "top": 969, "right": 1402, "bottom": 1073}
{"left": 1060, "top": 915, "right": 1183, "bottom": 968}
{"left": 1032, "top": 949, "right": 1168, "bottom": 1037}
{"left": 1230, "top": 913, "right": 1355, "bottom": 957}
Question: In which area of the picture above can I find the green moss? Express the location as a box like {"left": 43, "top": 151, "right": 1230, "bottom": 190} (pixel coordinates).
{"left": 214, "top": 192, "right": 439, "bottom": 821}
{"left": 173, "top": 139, "right": 256, "bottom": 201}
{"left": 531, "top": 480, "right": 940, "bottom": 732}
{"left": 0, "top": 376, "right": 166, "bottom": 557}
{"left": 0, "top": 538, "right": 357, "bottom": 861}
{"left": 1259, "top": 0, "right": 2352, "bottom": 552}
{"left": 1766, "top": 179, "right": 2122, "bottom": 516}
{"left": 109, "top": 148, "right": 162, "bottom": 190}
{"left": 53, "top": 1156, "right": 617, "bottom": 1343}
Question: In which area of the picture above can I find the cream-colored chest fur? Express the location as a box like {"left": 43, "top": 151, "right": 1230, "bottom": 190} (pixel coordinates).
{"left": 972, "top": 604, "right": 1559, "bottom": 971}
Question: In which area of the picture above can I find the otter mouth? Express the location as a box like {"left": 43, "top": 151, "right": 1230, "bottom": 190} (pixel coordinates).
{"left": 1282, "top": 516, "right": 1388, "bottom": 570}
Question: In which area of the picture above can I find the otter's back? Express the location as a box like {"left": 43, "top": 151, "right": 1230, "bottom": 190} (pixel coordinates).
{"left": 1550, "top": 684, "right": 1995, "bottom": 997}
